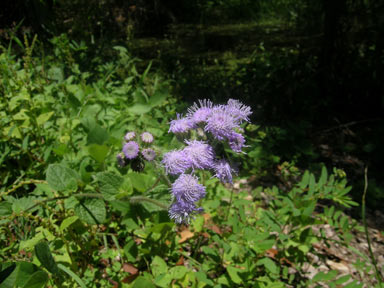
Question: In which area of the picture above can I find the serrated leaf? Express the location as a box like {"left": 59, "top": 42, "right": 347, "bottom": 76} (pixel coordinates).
{"left": 34, "top": 242, "right": 59, "bottom": 274}
{"left": 95, "top": 171, "right": 124, "bottom": 201}
{"left": 74, "top": 198, "right": 106, "bottom": 225}
{"left": 0, "top": 201, "right": 12, "bottom": 216}
{"left": 46, "top": 164, "right": 78, "bottom": 192}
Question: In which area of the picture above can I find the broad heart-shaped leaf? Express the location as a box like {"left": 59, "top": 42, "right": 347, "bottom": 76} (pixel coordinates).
{"left": 34, "top": 241, "right": 59, "bottom": 274}
{"left": 46, "top": 164, "right": 78, "bottom": 192}
{"left": 22, "top": 270, "right": 48, "bottom": 288}
{"left": 74, "top": 198, "right": 106, "bottom": 225}
{"left": 87, "top": 144, "right": 109, "bottom": 163}
{"left": 95, "top": 171, "right": 124, "bottom": 201}
{"left": 0, "top": 262, "right": 39, "bottom": 288}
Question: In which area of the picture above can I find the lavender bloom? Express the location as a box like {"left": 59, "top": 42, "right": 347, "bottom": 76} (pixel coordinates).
{"left": 162, "top": 150, "right": 191, "bottom": 175}
{"left": 225, "top": 99, "right": 252, "bottom": 123}
{"left": 171, "top": 174, "right": 206, "bottom": 203}
{"left": 141, "top": 132, "right": 154, "bottom": 143}
{"left": 124, "top": 131, "right": 136, "bottom": 141}
{"left": 123, "top": 141, "right": 139, "bottom": 159}
{"left": 187, "top": 99, "right": 213, "bottom": 124}
{"left": 213, "top": 159, "right": 236, "bottom": 184}
{"left": 169, "top": 114, "right": 194, "bottom": 134}
{"left": 116, "top": 153, "right": 126, "bottom": 167}
{"left": 183, "top": 140, "right": 215, "bottom": 170}
{"left": 141, "top": 148, "right": 156, "bottom": 161}
{"left": 228, "top": 132, "right": 246, "bottom": 153}
{"left": 169, "top": 201, "right": 203, "bottom": 224}
{"left": 204, "top": 107, "right": 239, "bottom": 140}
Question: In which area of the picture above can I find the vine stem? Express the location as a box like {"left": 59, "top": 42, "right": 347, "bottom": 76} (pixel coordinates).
{"left": 362, "top": 166, "right": 383, "bottom": 284}
{"left": 1, "top": 179, "right": 47, "bottom": 199}
{"left": 225, "top": 186, "right": 234, "bottom": 221}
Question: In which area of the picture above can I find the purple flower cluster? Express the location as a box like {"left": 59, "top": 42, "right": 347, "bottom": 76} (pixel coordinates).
{"left": 117, "top": 131, "right": 156, "bottom": 172}
{"left": 164, "top": 99, "right": 252, "bottom": 224}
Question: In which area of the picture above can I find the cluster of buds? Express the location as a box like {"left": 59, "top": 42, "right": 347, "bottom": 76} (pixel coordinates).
{"left": 163, "top": 99, "right": 252, "bottom": 224}
{"left": 117, "top": 131, "right": 156, "bottom": 172}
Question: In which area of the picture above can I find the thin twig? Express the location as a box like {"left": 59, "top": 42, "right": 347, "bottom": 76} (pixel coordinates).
{"left": 1, "top": 179, "right": 47, "bottom": 199}
{"left": 362, "top": 166, "right": 384, "bottom": 283}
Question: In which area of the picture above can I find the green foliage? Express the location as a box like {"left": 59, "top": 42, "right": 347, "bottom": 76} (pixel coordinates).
{"left": 0, "top": 31, "right": 382, "bottom": 287}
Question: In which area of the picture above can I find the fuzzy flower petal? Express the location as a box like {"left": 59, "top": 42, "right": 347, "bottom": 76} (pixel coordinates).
{"left": 124, "top": 131, "right": 136, "bottom": 141}
{"left": 204, "top": 107, "right": 239, "bottom": 140}
{"left": 171, "top": 174, "right": 206, "bottom": 203}
{"left": 183, "top": 140, "right": 215, "bottom": 170}
{"left": 228, "top": 132, "right": 245, "bottom": 153}
{"left": 123, "top": 141, "right": 139, "bottom": 159}
{"left": 225, "top": 99, "right": 252, "bottom": 123}
{"left": 140, "top": 132, "right": 154, "bottom": 143}
{"left": 187, "top": 99, "right": 213, "bottom": 124}
{"left": 169, "top": 114, "right": 194, "bottom": 134}
{"left": 141, "top": 148, "right": 156, "bottom": 161}
{"left": 213, "top": 159, "right": 236, "bottom": 184}
{"left": 162, "top": 150, "right": 191, "bottom": 175}
{"left": 169, "top": 201, "right": 203, "bottom": 224}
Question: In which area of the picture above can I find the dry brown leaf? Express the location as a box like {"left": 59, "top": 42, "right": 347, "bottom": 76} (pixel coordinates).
{"left": 176, "top": 255, "right": 184, "bottom": 266}
{"left": 266, "top": 248, "right": 278, "bottom": 259}
{"left": 210, "top": 225, "right": 222, "bottom": 235}
{"left": 123, "top": 263, "right": 139, "bottom": 275}
{"left": 178, "top": 229, "right": 194, "bottom": 243}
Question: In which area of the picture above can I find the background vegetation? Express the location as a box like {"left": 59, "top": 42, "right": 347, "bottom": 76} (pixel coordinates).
{"left": 0, "top": 0, "right": 383, "bottom": 287}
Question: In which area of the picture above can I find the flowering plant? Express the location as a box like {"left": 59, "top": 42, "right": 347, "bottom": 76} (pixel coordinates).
{"left": 163, "top": 99, "right": 252, "bottom": 223}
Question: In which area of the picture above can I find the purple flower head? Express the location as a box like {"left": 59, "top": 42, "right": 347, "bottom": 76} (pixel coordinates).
{"left": 213, "top": 159, "right": 237, "bottom": 184}
{"left": 228, "top": 131, "right": 246, "bottom": 153}
{"left": 169, "top": 201, "right": 203, "bottom": 224}
{"left": 123, "top": 141, "right": 139, "bottom": 159}
{"left": 116, "top": 153, "right": 126, "bottom": 167}
{"left": 124, "top": 131, "right": 136, "bottom": 141}
{"left": 162, "top": 150, "right": 191, "bottom": 175}
{"left": 141, "top": 148, "right": 156, "bottom": 161}
{"left": 171, "top": 174, "right": 206, "bottom": 203}
{"left": 225, "top": 99, "right": 252, "bottom": 123}
{"left": 204, "top": 107, "right": 239, "bottom": 140}
{"left": 183, "top": 140, "right": 215, "bottom": 170}
{"left": 141, "top": 132, "right": 154, "bottom": 143}
{"left": 187, "top": 99, "right": 213, "bottom": 124}
{"left": 169, "top": 114, "right": 194, "bottom": 134}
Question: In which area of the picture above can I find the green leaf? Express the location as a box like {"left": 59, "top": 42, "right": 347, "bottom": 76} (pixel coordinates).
{"left": 36, "top": 112, "right": 54, "bottom": 126}
{"left": 22, "top": 270, "right": 49, "bottom": 288}
{"left": 256, "top": 257, "right": 279, "bottom": 275}
{"left": 87, "top": 144, "right": 109, "bottom": 163}
{"left": 0, "top": 262, "right": 39, "bottom": 288}
{"left": 57, "top": 264, "right": 87, "bottom": 288}
{"left": 127, "top": 103, "right": 152, "bottom": 115}
{"left": 169, "top": 266, "right": 188, "bottom": 280}
{"left": 312, "top": 270, "right": 338, "bottom": 282}
{"left": 60, "top": 216, "right": 79, "bottom": 232}
{"left": 74, "top": 198, "right": 106, "bottom": 225}
{"left": 46, "top": 164, "right": 78, "bottom": 192}
{"left": 151, "top": 256, "right": 168, "bottom": 277}
{"left": 87, "top": 124, "right": 109, "bottom": 145}
{"left": 318, "top": 166, "right": 328, "bottom": 187}
{"left": 0, "top": 263, "right": 16, "bottom": 285}
{"left": 95, "top": 171, "right": 124, "bottom": 201}
{"left": 128, "top": 172, "right": 154, "bottom": 193}
{"left": 227, "top": 266, "right": 243, "bottom": 284}
{"left": 133, "top": 276, "right": 155, "bottom": 288}
{"left": 0, "top": 201, "right": 12, "bottom": 216}
{"left": 153, "top": 274, "right": 172, "bottom": 288}
{"left": 34, "top": 241, "right": 59, "bottom": 274}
